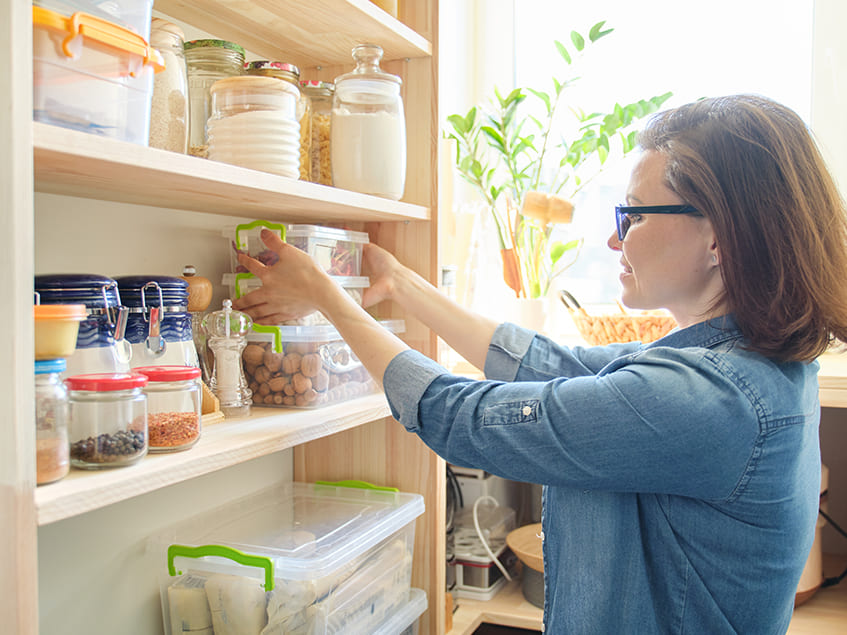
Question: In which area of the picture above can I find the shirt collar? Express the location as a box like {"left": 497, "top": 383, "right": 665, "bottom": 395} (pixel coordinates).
{"left": 643, "top": 314, "right": 743, "bottom": 351}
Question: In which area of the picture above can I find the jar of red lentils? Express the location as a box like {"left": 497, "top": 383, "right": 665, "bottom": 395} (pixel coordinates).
{"left": 135, "top": 365, "right": 202, "bottom": 452}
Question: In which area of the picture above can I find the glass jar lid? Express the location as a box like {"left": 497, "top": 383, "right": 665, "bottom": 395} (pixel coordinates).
{"left": 184, "top": 39, "right": 246, "bottom": 57}
{"left": 202, "top": 299, "right": 252, "bottom": 339}
{"left": 114, "top": 275, "right": 189, "bottom": 308}
{"left": 65, "top": 373, "right": 149, "bottom": 392}
{"left": 150, "top": 17, "right": 184, "bottom": 46}
{"left": 334, "top": 43, "right": 401, "bottom": 85}
{"left": 35, "top": 358, "right": 67, "bottom": 375}
{"left": 210, "top": 75, "right": 300, "bottom": 109}
{"left": 300, "top": 80, "right": 334, "bottom": 96}
{"left": 35, "top": 274, "right": 122, "bottom": 308}
{"left": 135, "top": 365, "right": 201, "bottom": 382}
{"left": 245, "top": 61, "right": 301, "bottom": 85}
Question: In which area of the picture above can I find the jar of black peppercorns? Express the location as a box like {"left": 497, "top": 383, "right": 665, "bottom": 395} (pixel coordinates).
{"left": 66, "top": 373, "right": 149, "bottom": 469}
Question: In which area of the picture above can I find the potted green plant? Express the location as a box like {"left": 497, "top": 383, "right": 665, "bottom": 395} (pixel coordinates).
{"left": 445, "top": 21, "right": 672, "bottom": 299}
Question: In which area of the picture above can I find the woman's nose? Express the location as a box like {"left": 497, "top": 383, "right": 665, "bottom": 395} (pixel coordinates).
{"left": 607, "top": 230, "right": 622, "bottom": 251}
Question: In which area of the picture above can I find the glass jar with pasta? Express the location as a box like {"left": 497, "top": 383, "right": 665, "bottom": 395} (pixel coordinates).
{"left": 300, "top": 80, "right": 334, "bottom": 186}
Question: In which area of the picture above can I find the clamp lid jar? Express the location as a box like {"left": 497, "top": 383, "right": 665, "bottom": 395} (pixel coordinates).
{"left": 66, "top": 372, "right": 148, "bottom": 469}
{"left": 135, "top": 365, "right": 202, "bottom": 452}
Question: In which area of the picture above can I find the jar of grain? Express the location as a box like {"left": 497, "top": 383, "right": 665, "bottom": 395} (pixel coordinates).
{"left": 35, "top": 358, "right": 70, "bottom": 485}
{"left": 300, "top": 80, "right": 334, "bottom": 186}
{"left": 66, "top": 373, "right": 148, "bottom": 469}
{"left": 149, "top": 18, "right": 189, "bottom": 153}
{"left": 135, "top": 365, "right": 202, "bottom": 452}
{"left": 332, "top": 44, "right": 406, "bottom": 200}
{"left": 245, "top": 61, "right": 311, "bottom": 180}
{"left": 184, "top": 39, "right": 245, "bottom": 157}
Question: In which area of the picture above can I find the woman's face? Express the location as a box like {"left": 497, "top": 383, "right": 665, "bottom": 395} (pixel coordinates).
{"left": 607, "top": 150, "right": 724, "bottom": 327}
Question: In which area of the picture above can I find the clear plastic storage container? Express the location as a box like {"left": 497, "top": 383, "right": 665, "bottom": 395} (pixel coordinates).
{"left": 222, "top": 273, "right": 370, "bottom": 326}
{"left": 157, "top": 481, "right": 424, "bottom": 635}
{"left": 135, "top": 365, "right": 202, "bottom": 452}
{"left": 32, "top": 6, "right": 163, "bottom": 144}
{"left": 34, "top": 0, "right": 155, "bottom": 40}
{"left": 66, "top": 372, "right": 148, "bottom": 468}
{"left": 285, "top": 224, "right": 369, "bottom": 276}
{"left": 242, "top": 320, "right": 403, "bottom": 408}
{"left": 224, "top": 219, "right": 286, "bottom": 274}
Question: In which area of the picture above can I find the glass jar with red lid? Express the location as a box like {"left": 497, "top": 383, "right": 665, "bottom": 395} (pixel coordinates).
{"left": 66, "top": 372, "right": 148, "bottom": 469}
{"left": 135, "top": 365, "right": 202, "bottom": 452}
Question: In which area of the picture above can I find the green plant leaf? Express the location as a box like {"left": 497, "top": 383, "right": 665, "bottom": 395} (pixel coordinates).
{"left": 526, "top": 88, "right": 552, "bottom": 113}
{"left": 549, "top": 239, "right": 581, "bottom": 266}
{"left": 554, "top": 40, "right": 572, "bottom": 64}
{"left": 588, "top": 21, "right": 614, "bottom": 42}
{"left": 571, "top": 30, "right": 585, "bottom": 51}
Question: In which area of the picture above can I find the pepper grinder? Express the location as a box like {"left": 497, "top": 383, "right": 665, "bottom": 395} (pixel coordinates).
{"left": 202, "top": 299, "right": 252, "bottom": 418}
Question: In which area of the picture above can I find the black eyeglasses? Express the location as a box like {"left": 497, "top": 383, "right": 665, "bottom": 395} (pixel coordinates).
{"left": 614, "top": 204, "right": 701, "bottom": 241}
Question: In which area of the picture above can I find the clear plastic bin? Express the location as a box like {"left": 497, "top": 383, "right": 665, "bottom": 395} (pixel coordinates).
{"left": 32, "top": 6, "right": 162, "bottom": 144}
{"left": 222, "top": 272, "right": 370, "bottom": 326}
{"left": 224, "top": 222, "right": 368, "bottom": 276}
{"left": 34, "top": 0, "right": 155, "bottom": 40}
{"left": 242, "top": 320, "right": 403, "bottom": 408}
{"left": 157, "top": 481, "right": 424, "bottom": 635}
{"left": 373, "top": 587, "right": 427, "bottom": 635}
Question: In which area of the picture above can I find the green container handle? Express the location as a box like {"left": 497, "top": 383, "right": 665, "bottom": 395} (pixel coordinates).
{"left": 167, "top": 544, "right": 275, "bottom": 591}
{"left": 234, "top": 219, "right": 286, "bottom": 250}
{"left": 315, "top": 479, "right": 399, "bottom": 493}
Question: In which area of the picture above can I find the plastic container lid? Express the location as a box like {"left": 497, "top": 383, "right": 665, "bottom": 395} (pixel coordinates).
{"left": 134, "top": 365, "right": 201, "bottom": 382}
{"left": 285, "top": 224, "right": 369, "bottom": 243}
{"left": 33, "top": 303, "right": 87, "bottom": 321}
{"left": 35, "top": 358, "right": 67, "bottom": 374}
{"left": 65, "top": 372, "right": 148, "bottom": 391}
{"left": 250, "top": 319, "right": 405, "bottom": 353}
{"left": 165, "top": 481, "right": 425, "bottom": 581}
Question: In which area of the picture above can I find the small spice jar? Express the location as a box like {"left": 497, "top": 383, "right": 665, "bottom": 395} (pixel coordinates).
{"left": 149, "top": 18, "right": 189, "bottom": 153}
{"left": 35, "top": 358, "right": 70, "bottom": 485}
{"left": 300, "top": 80, "right": 334, "bottom": 186}
{"left": 246, "top": 61, "right": 312, "bottom": 180}
{"left": 184, "top": 39, "right": 245, "bottom": 157}
{"left": 135, "top": 365, "right": 202, "bottom": 452}
{"left": 66, "top": 373, "right": 148, "bottom": 469}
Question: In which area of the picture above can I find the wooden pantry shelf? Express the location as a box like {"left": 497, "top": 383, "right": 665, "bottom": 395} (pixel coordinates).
{"left": 154, "top": 0, "right": 432, "bottom": 67}
{"left": 33, "top": 123, "right": 429, "bottom": 223}
{"left": 35, "top": 392, "right": 391, "bottom": 526}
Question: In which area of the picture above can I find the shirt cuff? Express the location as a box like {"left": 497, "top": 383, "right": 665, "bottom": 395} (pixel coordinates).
{"left": 383, "top": 349, "right": 448, "bottom": 432}
{"left": 483, "top": 322, "right": 537, "bottom": 381}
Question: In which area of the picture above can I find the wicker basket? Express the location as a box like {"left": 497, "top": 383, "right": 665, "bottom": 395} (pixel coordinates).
{"left": 568, "top": 308, "right": 677, "bottom": 345}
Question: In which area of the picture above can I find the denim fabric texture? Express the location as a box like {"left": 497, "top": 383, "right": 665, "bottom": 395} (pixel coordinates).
{"left": 383, "top": 315, "right": 821, "bottom": 634}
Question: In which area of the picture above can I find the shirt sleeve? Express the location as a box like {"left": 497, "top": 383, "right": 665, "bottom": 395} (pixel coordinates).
{"left": 384, "top": 343, "right": 760, "bottom": 500}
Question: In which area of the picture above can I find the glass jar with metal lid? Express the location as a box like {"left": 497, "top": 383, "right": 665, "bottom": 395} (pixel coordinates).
{"left": 149, "top": 18, "right": 189, "bottom": 153}
{"left": 332, "top": 43, "right": 406, "bottom": 199}
{"left": 184, "top": 39, "right": 245, "bottom": 157}
{"left": 207, "top": 75, "right": 301, "bottom": 178}
{"left": 66, "top": 372, "right": 148, "bottom": 469}
{"left": 246, "top": 61, "right": 311, "bottom": 181}
{"left": 35, "top": 358, "right": 70, "bottom": 485}
{"left": 300, "top": 80, "right": 334, "bottom": 186}
{"left": 135, "top": 365, "right": 202, "bottom": 452}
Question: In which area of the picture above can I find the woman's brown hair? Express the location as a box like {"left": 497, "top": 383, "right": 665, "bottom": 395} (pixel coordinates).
{"left": 638, "top": 94, "right": 847, "bottom": 362}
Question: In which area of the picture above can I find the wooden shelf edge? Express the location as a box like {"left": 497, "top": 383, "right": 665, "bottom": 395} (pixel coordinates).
{"left": 155, "top": 0, "right": 432, "bottom": 67}
{"left": 35, "top": 392, "right": 391, "bottom": 526}
{"left": 33, "top": 122, "right": 430, "bottom": 223}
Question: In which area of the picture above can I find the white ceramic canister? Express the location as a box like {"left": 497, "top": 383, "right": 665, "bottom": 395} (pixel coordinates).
{"left": 331, "top": 44, "right": 406, "bottom": 200}
{"left": 207, "top": 75, "right": 301, "bottom": 178}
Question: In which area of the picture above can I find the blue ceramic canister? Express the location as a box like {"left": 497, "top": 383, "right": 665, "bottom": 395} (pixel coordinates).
{"left": 114, "top": 275, "right": 199, "bottom": 368}
{"left": 34, "top": 274, "right": 131, "bottom": 376}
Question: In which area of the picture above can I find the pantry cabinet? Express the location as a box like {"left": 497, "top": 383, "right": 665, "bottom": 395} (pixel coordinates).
{"left": 1, "top": 1, "right": 444, "bottom": 634}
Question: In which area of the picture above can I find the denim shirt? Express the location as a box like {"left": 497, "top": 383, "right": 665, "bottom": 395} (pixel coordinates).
{"left": 383, "top": 316, "right": 821, "bottom": 634}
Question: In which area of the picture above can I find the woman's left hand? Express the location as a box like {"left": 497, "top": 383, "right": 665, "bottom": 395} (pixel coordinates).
{"left": 231, "top": 228, "right": 336, "bottom": 325}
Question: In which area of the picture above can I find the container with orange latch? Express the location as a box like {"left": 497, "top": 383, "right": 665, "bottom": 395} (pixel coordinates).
{"left": 32, "top": 5, "right": 164, "bottom": 144}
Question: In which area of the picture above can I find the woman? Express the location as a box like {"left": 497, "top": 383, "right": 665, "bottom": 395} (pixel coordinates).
{"left": 233, "top": 95, "right": 847, "bottom": 633}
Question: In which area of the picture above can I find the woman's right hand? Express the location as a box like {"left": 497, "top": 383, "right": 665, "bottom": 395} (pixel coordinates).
{"left": 362, "top": 243, "right": 402, "bottom": 308}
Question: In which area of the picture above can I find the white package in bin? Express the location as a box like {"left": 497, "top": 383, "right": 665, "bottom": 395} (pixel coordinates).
{"left": 158, "top": 481, "right": 424, "bottom": 635}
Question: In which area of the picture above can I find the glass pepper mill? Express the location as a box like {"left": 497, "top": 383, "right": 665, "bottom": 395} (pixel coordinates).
{"left": 202, "top": 299, "right": 252, "bottom": 418}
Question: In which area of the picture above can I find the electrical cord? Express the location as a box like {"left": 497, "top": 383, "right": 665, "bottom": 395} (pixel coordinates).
{"left": 473, "top": 495, "right": 512, "bottom": 582}
{"left": 819, "top": 508, "right": 847, "bottom": 588}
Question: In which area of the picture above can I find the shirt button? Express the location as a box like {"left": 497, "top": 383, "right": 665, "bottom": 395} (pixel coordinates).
{"left": 522, "top": 405, "right": 532, "bottom": 416}
{"left": 540, "top": 531, "right": 545, "bottom": 541}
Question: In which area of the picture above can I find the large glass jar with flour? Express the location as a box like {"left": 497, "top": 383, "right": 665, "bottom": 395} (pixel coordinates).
{"left": 149, "top": 18, "right": 189, "bottom": 153}
{"left": 331, "top": 44, "right": 406, "bottom": 200}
